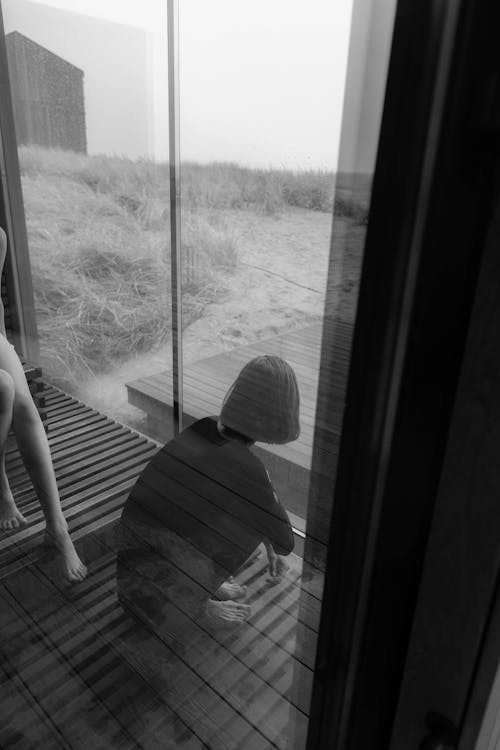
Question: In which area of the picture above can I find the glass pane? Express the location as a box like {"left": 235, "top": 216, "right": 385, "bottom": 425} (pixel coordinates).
{"left": 161, "top": 0, "right": 393, "bottom": 748}
{"left": 1, "top": 0, "right": 171, "bottom": 438}
{"left": 0, "top": 1, "right": 396, "bottom": 750}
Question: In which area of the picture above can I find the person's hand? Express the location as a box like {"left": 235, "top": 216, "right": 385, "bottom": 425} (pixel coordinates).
{"left": 264, "top": 542, "right": 289, "bottom": 583}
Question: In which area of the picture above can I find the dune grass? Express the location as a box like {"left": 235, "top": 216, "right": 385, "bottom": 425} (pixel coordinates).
{"left": 17, "top": 146, "right": 367, "bottom": 389}
{"left": 20, "top": 146, "right": 368, "bottom": 219}
{"left": 20, "top": 149, "right": 235, "bottom": 386}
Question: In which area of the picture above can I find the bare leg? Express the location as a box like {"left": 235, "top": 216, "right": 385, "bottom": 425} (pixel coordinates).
{"left": 0, "top": 369, "right": 27, "bottom": 529}
{"left": 13, "top": 397, "right": 87, "bottom": 581}
{"left": 0, "top": 336, "right": 86, "bottom": 581}
{"left": 0, "top": 229, "right": 7, "bottom": 338}
{"left": 0, "top": 229, "right": 26, "bottom": 529}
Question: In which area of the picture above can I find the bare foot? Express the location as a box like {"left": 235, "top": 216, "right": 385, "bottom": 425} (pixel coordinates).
{"left": 206, "top": 599, "right": 252, "bottom": 625}
{"left": 214, "top": 578, "right": 247, "bottom": 601}
{"left": 0, "top": 487, "right": 27, "bottom": 530}
{"left": 45, "top": 526, "right": 87, "bottom": 582}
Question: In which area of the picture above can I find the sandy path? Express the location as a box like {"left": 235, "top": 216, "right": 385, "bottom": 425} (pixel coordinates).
{"left": 79, "top": 207, "right": 350, "bottom": 431}
{"left": 182, "top": 207, "right": 333, "bottom": 361}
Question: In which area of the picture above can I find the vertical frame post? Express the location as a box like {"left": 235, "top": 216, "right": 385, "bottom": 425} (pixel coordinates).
{"left": 167, "top": 0, "right": 183, "bottom": 436}
{"left": 0, "top": 2, "right": 39, "bottom": 362}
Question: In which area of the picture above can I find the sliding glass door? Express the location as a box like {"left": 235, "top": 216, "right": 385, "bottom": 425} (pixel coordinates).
{"left": 0, "top": 0, "right": 415, "bottom": 748}
{"left": 172, "top": 1, "right": 398, "bottom": 748}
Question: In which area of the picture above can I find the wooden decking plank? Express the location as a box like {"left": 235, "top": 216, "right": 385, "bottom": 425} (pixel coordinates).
{"left": 239, "top": 560, "right": 320, "bottom": 671}
{"left": 2, "top": 472, "right": 150, "bottom": 551}
{"left": 195, "top": 345, "right": 322, "bottom": 389}
{"left": 51, "top": 552, "right": 233, "bottom": 749}
{"left": 118, "top": 501, "right": 321, "bottom": 643}
{"left": 47, "top": 418, "right": 124, "bottom": 449}
{"left": 191, "top": 320, "right": 346, "bottom": 369}
{"left": 178, "top": 618, "right": 305, "bottom": 747}
{"left": 298, "top": 559, "right": 325, "bottom": 601}
{"left": 95, "top": 523, "right": 309, "bottom": 739}
{"left": 107, "top": 540, "right": 307, "bottom": 744}
{"left": 0, "top": 653, "right": 64, "bottom": 750}
{"left": 0, "top": 579, "right": 134, "bottom": 749}
{"left": 129, "top": 373, "right": 334, "bottom": 452}
{"left": 7, "top": 428, "right": 144, "bottom": 483}
{"left": 240, "top": 562, "right": 318, "bottom": 674}
{"left": 201, "top": 326, "right": 351, "bottom": 391}
{"left": 55, "top": 590, "right": 209, "bottom": 750}
{"left": 131, "top": 379, "right": 337, "bottom": 468}
{"left": 1, "top": 532, "right": 310, "bottom": 748}
{"left": 5, "top": 421, "right": 125, "bottom": 473}
{"left": 1, "top": 380, "right": 321, "bottom": 748}
{"left": 45, "top": 402, "right": 95, "bottom": 425}
{"left": 174, "top": 356, "right": 322, "bottom": 410}
{"left": 187, "top": 348, "right": 321, "bottom": 392}
{"left": 126, "top": 320, "right": 350, "bottom": 422}
{"left": 7, "top": 475, "right": 138, "bottom": 537}
{"left": 2, "top": 562, "right": 200, "bottom": 750}
{"left": 18, "top": 440, "right": 153, "bottom": 500}
{"left": 43, "top": 408, "right": 108, "bottom": 435}
{"left": 44, "top": 391, "right": 79, "bottom": 409}
{"left": 7, "top": 440, "right": 153, "bottom": 516}
{"left": 146, "top": 367, "right": 321, "bottom": 429}
{"left": 198, "top": 324, "right": 350, "bottom": 374}
{"left": 84, "top": 593, "right": 267, "bottom": 748}
{"left": 129, "top": 374, "right": 313, "bottom": 468}
{"left": 0, "top": 462, "right": 156, "bottom": 577}
{"left": 50, "top": 623, "right": 174, "bottom": 748}
{"left": 44, "top": 412, "right": 112, "bottom": 441}
{"left": 0, "top": 486, "right": 149, "bottom": 582}
{"left": 128, "top": 373, "right": 342, "bottom": 472}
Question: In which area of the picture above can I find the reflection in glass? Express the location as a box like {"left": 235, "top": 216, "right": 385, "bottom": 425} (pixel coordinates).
{"left": 117, "top": 355, "right": 298, "bottom": 632}
{"left": 0, "top": 0, "right": 397, "bottom": 748}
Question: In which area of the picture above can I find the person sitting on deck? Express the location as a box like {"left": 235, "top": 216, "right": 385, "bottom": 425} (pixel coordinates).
{"left": 0, "top": 227, "right": 86, "bottom": 582}
{"left": 116, "top": 354, "right": 299, "bottom": 637}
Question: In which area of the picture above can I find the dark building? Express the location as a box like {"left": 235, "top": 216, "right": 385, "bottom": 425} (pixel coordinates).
{"left": 5, "top": 31, "right": 86, "bottom": 153}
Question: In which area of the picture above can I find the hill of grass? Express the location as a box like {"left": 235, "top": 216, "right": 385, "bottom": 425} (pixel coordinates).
{"left": 17, "top": 146, "right": 367, "bottom": 390}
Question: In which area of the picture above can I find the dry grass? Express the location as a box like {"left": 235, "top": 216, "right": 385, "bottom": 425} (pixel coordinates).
{"left": 17, "top": 146, "right": 368, "bottom": 389}
{"left": 20, "top": 150, "right": 231, "bottom": 387}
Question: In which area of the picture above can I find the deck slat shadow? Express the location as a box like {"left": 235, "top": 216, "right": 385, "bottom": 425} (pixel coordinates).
{"left": 1, "top": 534, "right": 314, "bottom": 749}
{"left": 0, "top": 385, "right": 158, "bottom": 580}
{"left": 0, "top": 382, "right": 321, "bottom": 749}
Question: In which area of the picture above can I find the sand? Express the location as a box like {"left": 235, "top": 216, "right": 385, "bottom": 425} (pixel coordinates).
{"left": 77, "top": 207, "right": 362, "bottom": 433}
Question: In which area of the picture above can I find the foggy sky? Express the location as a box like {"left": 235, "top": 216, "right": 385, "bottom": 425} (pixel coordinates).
{"left": 2, "top": 0, "right": 394, "bottom": 172}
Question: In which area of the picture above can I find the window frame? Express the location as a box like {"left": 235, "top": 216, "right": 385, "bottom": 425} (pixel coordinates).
{"left": 306, "top": 0, "right": 500, "bottom": 746}
{"left": 0, "top": 1, "right": 39, "bottom": 361}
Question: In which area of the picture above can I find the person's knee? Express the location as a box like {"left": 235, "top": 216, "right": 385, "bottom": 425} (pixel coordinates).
{"left": 0, "top": 229, "right": 6, "bottom": 270}
{"left": 13, "top": 392, "right": 39, "bottom": 425}
{"left": 0, "top": 369, "right": 15, "bottom": 411}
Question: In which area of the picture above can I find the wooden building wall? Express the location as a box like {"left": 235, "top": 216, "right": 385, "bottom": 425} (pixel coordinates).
{"left": 5, "top": 31, "right": 86, "bottom": 153}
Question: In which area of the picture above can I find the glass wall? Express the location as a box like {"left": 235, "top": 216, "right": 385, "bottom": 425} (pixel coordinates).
{"left": 0, "top": 1, "right": 397, "bottom": 749}
{"left": 1, "top": 0, "right": 171, "bottom": 436}
{"left": 174, "top": 0, "right": 386, "bottom": 535}
{"left": 171, "top": 0, "right": 361, "bottom": 535}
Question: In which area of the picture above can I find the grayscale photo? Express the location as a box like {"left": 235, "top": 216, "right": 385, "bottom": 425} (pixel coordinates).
{"left": 0, "top": 0, "right": 498, "bottom": 748}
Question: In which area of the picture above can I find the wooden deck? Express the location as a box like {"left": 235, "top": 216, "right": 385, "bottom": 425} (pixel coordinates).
{"left": 0, "top": 383, "right": 322, "bottom": 749}
{"left": 126, "top": 320, "right": 353, "bottom": 521}
{"left": 0, "top": 383, "right": 158, "bottom": 581}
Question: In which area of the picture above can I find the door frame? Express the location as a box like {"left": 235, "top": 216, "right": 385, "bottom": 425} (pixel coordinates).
{"left": 0, "top": 2, "right": 40, "bottom": 361}
{"left": 306, "top": 0, "right": 500, "bottom": 747}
